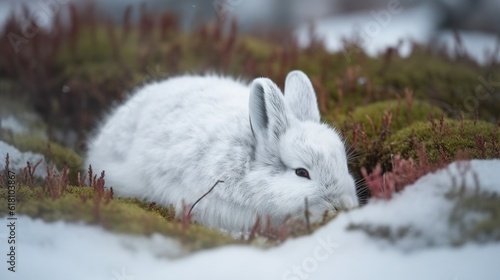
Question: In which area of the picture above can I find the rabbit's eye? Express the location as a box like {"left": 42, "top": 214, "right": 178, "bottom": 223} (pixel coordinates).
{"left": 295, "top": 168, "right": 310, "bottom": 179}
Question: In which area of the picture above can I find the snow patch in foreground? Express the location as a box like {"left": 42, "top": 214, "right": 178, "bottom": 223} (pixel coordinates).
{"left": 2, "top": 160, "right": 500, "bottom": 280}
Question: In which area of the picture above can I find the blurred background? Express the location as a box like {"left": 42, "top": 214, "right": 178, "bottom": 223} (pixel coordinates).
{"left": 0, "top": 0, "right": 499, "bottom": 175}
{"left": 2, "top": 0, "right": 499, "bottom": 62}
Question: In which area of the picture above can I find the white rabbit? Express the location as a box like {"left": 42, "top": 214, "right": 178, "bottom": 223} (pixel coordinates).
{"left": 86, "top": 70, "right": 359, "bottom": 231}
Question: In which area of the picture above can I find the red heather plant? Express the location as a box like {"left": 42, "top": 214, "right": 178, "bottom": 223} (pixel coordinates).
{"left": 362, "top": 142, "right": 449, "bottom": 199}
{"left": 359, "top": 112, "right": 500, "bottom": 200}
{"left": 81, "top": 165, "right": 113, "bottom": 222}
{"left": 180, "top": 201, "right": 193, "bottom": 231}
{"left": 45, "top": 165, "right": 70, "bottom": 199}
{"left": 361, "top": 164, "right": 394, "bottom": 199}
{"left": 70, "top": 165, "right": 113, "bottom": 222}
{"left": 245, "top": 197, "right": 328, "bottom": 242}
{"left": 21, "top": 159, "right": 42, "bottom": 188}
{"left": 247, "top": 215, "right": 290, "bottom": 243}
{"left": 1, "top": 154, "right": 45, "bottom": 188}
{"left": 0, "top": 154, "right": 10, "bottom": 187}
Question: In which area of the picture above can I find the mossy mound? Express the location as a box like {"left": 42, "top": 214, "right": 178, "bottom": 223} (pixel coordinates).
{"left": 0, "top": 185, "right": 237, "bottom": 252}
{"left": 335, "top": 99, "right": 445, "bottom": 172}
{"left": 336, "top": 99, "right": 445, "bottom": 139}
{"left": 386, "top": 119, "right": 500, "bottom": 164}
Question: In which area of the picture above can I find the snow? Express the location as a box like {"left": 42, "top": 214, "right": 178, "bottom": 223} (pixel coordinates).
{"left": 295, "top": 3, "right": 500, "bottom": 65}
{"left": 0, "top": 140, "right": 47, "bottom": 178}
{"left": 296, "top": 3, "right": 436, "bottom": 57}
{"left": 433, "top": 31, "right": 500, "bottom": 66}
{"left": 2, "top": 159, "right": 500, "bottom": 280}
{"left": 0, "top": 0, "right": 72, "bottom": 31}
{"left": 1, "top": 116, "right": 28, "bottom": 135}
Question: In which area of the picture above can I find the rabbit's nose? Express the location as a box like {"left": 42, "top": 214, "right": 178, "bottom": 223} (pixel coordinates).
{"left": 322, "top": 193, "right": 355, "bottom": 212}
{"left": 325, "top": 193, "right": 358, "bottom": 211}
{"left": 338, "top": 177, "right": 359, "bottom": 209}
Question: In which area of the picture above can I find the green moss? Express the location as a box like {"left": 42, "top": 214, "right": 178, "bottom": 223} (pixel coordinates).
{"left": 336, "top": 99, "right": 445, "bottom": 138}
{"left": 237, "top": 37, "right": 275, "bottom": 59}
{"left": 332, "top": 100, "right": 445, "bottom": 172}
{"left": 387, "top": 119, "right": 500, "bottom": 163}
{"left": 0, "top": 185, "right": 237, "bottom": 251}
{"left": 58, "top": 26, "right": 120, "bottom": 65}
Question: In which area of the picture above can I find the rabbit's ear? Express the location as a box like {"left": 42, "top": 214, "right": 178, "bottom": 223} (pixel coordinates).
{"left": 249, "top": 78, "right": 289, "bottom": 140}
{"left": 284, "top": 70, "right": 320, "bottom": 123}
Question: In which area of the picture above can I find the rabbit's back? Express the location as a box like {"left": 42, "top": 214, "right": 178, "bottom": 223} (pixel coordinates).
{"left": 86, "top": 75, "right": 253, "bottom": 207}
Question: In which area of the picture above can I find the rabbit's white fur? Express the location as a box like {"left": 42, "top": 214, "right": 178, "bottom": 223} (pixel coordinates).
{"left": 86, "top": 70, "right": 358, "bottom": 231}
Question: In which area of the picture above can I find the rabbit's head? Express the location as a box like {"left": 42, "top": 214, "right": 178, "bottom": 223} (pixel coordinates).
{"left": 247, "top": 70, "right": 358, "bottom": 224}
